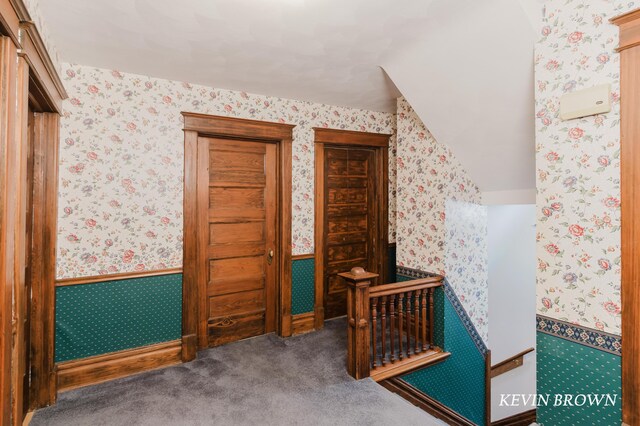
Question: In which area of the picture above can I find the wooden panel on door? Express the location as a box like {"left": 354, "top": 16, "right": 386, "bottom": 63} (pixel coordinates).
{"left": 199, "top": 137, "right": 277, "bottom": 347}
{"left": 323, "top": 147, "right": 376, "bottom": 319}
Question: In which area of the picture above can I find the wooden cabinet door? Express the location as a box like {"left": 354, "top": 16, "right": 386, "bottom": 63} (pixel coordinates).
{"left": 323, "top": 147, "right": 377, "bottom": 319}
{"left": 198, "top": 137, "right": 277, "bottom": 347}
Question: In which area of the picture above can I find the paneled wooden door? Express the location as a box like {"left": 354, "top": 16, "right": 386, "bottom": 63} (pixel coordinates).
{"left": 323, "top": 147, "right": 378, "bottom": 319}
{"left": 197, "top": 137, "right": 278, "bottom": 347}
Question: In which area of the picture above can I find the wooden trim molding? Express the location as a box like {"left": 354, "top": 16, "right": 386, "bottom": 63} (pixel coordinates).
{"left": 612, "top": 8, "right": 640, "bottom": 51}
{"left": 292, "top": 253, "right": 314, "bottom": 261}
{"left": 56, "top": 340, "right": 182, "bottom": 392}
{"left": 492, "top": 409, "right": 537, "bottom": 426}
{"left": 613, "top": 13, "right": 640, "bottom": 425}
{"left": 0, "top": 34, "right": 20, "bottom": 425}
{"left": 0, "top": 0, "right": 68, "bottom": 112}
{"left": 17, "top": 22, "right": 67, "bottom": 113}
{"left": 55, "top": 268, "right": 184, "bottom": 287}
{"left": 490, "top": 347, "right": 534, "bottom": 379}
{"left": 313, "top": 127, "right": 392, "bottom": 147}
{"left": 380, "top": 378, "right": 476, "bottom": 426}
{"left": 182, "top": 113, "right": 294, "bottom": 360}
{"left": 313, "top": 128, "right": 390, "bottom": 329}
{"left": 27, "top": 113, "right": 60, "bottom": 410}
{"left": 291, "top": 312, "right": 315, "bottom": 335}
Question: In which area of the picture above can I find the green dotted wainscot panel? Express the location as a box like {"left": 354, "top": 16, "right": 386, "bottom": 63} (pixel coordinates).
{"left": 399, "top": 274, "right": 485, "bottom": 425}
{"left": 537, "top": 332, "right": 621, "bottom": 426}
{"left": 292, "top": 258, "right": 315, "bottom": 315}
{"left": 55, "top": 273, "right": 183, "bottom": 363}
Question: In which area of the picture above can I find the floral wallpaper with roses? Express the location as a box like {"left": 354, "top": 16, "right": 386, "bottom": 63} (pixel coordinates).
{"left": 396, "top": 97, "right": 489, "bottom": 343}
{"left": 534, "top": 0, "right": 636, "bottom": 335}
{"left": 56, "top": 64, "right": 397, "bottom": 279}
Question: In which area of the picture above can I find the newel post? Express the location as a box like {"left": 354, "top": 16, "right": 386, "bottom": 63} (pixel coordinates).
{"left": 339, "top": 267, "right": 378, "bottom": 379}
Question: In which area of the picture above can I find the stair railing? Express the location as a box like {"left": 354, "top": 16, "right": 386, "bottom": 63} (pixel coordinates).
{"left": 339, "top": 267, "right": 445, "bottom": 381}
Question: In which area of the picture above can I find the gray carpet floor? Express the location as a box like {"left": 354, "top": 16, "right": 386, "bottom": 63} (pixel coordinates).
{"left": 32, "top": 318, "right": 444, "bottom": 426}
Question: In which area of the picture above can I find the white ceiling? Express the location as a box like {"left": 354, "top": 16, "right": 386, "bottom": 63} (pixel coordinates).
{"left": 39, "top": 0, "right": 541, "bottom": 195}
{"left": 38, "top": 0, "right": 448, "bottom": 112}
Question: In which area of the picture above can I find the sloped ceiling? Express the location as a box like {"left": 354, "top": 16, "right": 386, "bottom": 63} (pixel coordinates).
{"left": 382, "top": 0, "right": 541, "bottom": 196}
{"left": 39, "top": 0, "right": 540, "bottom": 197}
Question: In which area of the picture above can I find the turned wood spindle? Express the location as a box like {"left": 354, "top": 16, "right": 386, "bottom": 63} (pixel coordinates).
{"left": 398, "top": 292, "right": 404, "bottom": 360}
{"left": 428, "top": 288, "right": 435, "bottom": 348}
{"left": 381, "top": 295, "right": 387, "bottom": 366}
{"left": 389, "top": 295, "right": 396, "bottom": 363}
{"left": 414, "top": 290, "right": 421, "bottom": 354}
{"left": 371, "top": 296, "right": 378, "bottom": 369}
{"left": 421, "top": 288, "right": 428, "bottom": 351}
{"left": 405, "top": 292, "right": 412, "bottom": 358}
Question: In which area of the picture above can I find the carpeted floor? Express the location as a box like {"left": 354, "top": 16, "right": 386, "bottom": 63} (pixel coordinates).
{"left": 32, "top": 318, "right": 444, "bottom": 426}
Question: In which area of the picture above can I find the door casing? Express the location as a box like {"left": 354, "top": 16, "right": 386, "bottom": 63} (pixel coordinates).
{"left": 182, "top": 113, "right": 294, "bottom": 360}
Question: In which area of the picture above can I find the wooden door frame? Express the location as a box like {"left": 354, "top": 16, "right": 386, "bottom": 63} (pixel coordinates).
{"left": 313, "top": 128, "right": 391, "bottom": 329}
{"left": 613, "top": 9, "right": 640, "bottom": 424}
{"left": 0, "top": 2, "right": 67, "bottom": 420}
{"left": 182, "top": 113, "right": 294, "bottom": 360}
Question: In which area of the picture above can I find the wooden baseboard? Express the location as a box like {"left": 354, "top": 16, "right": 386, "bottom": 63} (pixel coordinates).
{"left": 56, "top": 340, "right": 182, "bottom": 392}
{"left": 492, "top": 409, "right": 537, "bottom": 426}
{"left": 380, "top": 377, "right": 475, "bottom": 426}
{"left": 292, "top": 312, "right": 315, "bottom": 335}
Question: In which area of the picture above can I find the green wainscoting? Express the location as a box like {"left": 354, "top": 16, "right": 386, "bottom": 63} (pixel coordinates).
{"left": 55, "top": 273, "right": 183, "bottom": 363}
{"left": 537, "top": 332, "right": 621, "bottom": 426}
{"left": 292, "top": 257, "right": 315, "bottom": 315}
{"left": 398, "top": 273, "right": 486, "bottom": 425}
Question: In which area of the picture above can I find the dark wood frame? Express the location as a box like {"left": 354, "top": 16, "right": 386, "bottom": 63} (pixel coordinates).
{"left": 182, "top": 113, "right": 294, "bottom": 360}
{"left": 0, "top": 1, "right": 66, "bottom": 421}
{"left": 612, "top": 9, "right": 640, "bottom": 424}
{"left": 313, "top": 128, "right": 390, "bottom": 329}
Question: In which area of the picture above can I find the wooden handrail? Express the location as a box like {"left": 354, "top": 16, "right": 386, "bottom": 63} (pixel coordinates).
{"left": 369, "top": 277, "right": 443, "bottom": 298}
{"left": 490, "top": 347, "right": 534, "bottom": 378}
{"left": 339, "top": 267, "right": 447, "bottom": 381}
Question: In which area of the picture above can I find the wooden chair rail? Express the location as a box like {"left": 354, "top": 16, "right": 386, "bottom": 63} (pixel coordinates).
{"left": 339, "top": 267, "right": 446, "bottom": 380}
{"left": 490, "top": 347, "right": 534, "bottom": 379}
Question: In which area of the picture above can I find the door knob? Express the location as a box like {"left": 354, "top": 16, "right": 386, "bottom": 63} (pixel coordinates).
{"left": 267, "top": 249, "right": 274, "bottom": 265}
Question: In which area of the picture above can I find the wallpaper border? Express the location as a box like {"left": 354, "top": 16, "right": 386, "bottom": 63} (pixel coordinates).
{"left": 396, "top": 266, "right": 488, "bottom": 356}
{"left": 536, "top": 315, "right": 621, "bottom": 356}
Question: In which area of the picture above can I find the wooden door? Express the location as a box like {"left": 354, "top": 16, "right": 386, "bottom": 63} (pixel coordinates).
{"left": 198, "top": 137, "right": 277, "bottom": 347}
{"left": 323, "top": 147, "right": 377, "bottom": 319}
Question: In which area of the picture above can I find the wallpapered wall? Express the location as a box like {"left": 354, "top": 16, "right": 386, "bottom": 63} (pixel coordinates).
{"left": 534, "top": 2, "right": 632, "bottom": 424}
{"left": 396, "top": 97, "right": 489, "bottom": 344}
{"left": 57, "top": 64, "right": 397, "bottom": 279}
{"left": 535, "top": 0, "right": 636, "bottom": 336}
{"left": 22, "top": 0, "right": 62, "bottom": 75}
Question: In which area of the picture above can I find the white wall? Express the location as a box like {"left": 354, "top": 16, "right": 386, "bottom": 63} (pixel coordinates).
{"left": 488, "top": 205, "right": 536, "bottom": 421}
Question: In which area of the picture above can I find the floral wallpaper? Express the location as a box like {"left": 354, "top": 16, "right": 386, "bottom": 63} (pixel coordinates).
{"left": 395, "top": 97, "right": 488, "bottom": 342}
{"left": 56, "top": 64, "right": 396, "bottom": 279}
{"left": 534, "top": 0, "right": 636, "bottom": 336}
{"left": 445, "top": 200, "right": 489, "bottom": 344}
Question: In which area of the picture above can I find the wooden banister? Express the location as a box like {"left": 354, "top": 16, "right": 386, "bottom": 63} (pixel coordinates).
{"left": 339, "top": 268, "right": 448, "bottom": 381}
{"left": 490, "top": 347, "right": 534, "bottom": 378}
